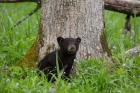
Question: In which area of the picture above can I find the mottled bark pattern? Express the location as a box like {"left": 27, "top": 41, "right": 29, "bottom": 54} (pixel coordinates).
{"left": 105, "top": 0, "right": 140, "bottom": 16}
{"left": 39, "top": 0, "right": 104, "bottom": 60}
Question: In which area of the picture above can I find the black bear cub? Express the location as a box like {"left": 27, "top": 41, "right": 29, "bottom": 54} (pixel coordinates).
{"left": 38, "top": 36, "right": 81, "bottom": 81}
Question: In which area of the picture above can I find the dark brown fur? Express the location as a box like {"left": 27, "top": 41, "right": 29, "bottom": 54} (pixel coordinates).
{"left": 38, "top": 37, "right": 81, "bottom": 81}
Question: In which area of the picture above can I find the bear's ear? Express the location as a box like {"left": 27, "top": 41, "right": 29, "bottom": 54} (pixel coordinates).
{"left": 57, "top": 36, "right": 64, "bottom": 44}
{"left": 76, "top": 37, "right": 81, "bottom": 43}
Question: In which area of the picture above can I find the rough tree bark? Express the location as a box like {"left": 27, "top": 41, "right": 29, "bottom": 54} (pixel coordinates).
{"left": 105, "top": 0, "right": 140, "bottom": 16}
{"left": 38, "top": 0, "right": 111, "bottom": 62}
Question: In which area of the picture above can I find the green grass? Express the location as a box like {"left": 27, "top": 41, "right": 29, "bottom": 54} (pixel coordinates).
{"left": 0, "top": 3, "right": 39, "bottom": 66}
{"left": 0, "top": 3, "right": 140, "bottom": 93}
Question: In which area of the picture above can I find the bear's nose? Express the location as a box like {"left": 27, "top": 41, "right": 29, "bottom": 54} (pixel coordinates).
{"left": 68, "top": 45, "right": 76, "bottom": 52}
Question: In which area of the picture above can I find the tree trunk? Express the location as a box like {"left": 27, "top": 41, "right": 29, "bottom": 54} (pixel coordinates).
{"left": 38, "top": 0, "right": 111, "bottom": 61}
{"left": 105, "top": 0, "right": 140, "bottom": 16}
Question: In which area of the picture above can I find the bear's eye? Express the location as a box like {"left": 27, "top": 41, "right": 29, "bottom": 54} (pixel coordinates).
{"left": 76, "top": 37, "right": 81, "bottom": 43}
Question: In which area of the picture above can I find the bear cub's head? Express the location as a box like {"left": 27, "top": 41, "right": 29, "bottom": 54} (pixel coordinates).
{"left": 57, "top": 37, "right": 81, "bottom": 55}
